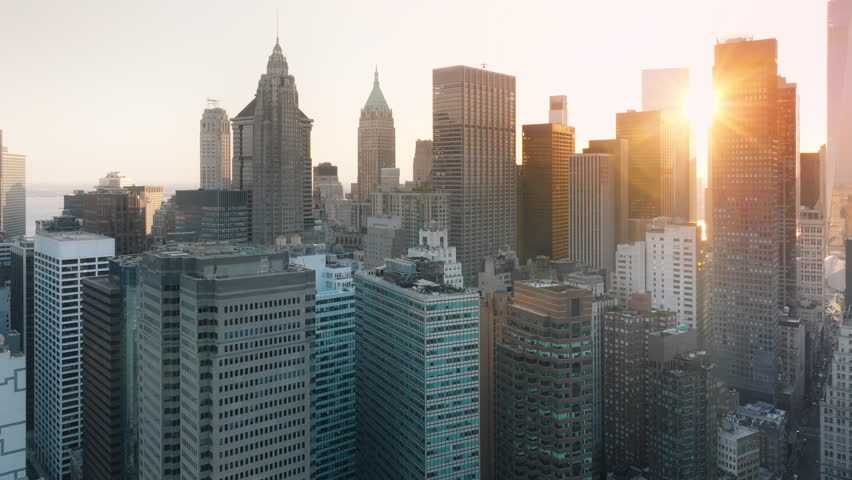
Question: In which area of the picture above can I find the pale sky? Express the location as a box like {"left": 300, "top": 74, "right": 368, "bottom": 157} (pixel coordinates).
{"left": 0, "top": 0, "right": 826, "bottom": 188}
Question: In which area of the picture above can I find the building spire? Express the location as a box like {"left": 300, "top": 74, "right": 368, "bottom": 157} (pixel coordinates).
{"left": 364, "top": 67, "right": 390, "bottom": 112}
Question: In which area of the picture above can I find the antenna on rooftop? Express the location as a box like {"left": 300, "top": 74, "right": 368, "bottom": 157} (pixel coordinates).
{"left": 206, "top": 98, "right": 220, "bottom": 109}
{"left": 481, "top": 63, "right": 488, "bottom": 70}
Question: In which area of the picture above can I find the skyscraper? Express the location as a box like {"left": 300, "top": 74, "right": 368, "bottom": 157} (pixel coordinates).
{"left": 433, "top": 65, "right": 516, "bottom": 284}
{"left": 616, "top": 110, "right": 689, "bottom": 220}
{"left": 829, "top": 0, "right": 852, "bottom": 198}
{"left": 412, "top": 139, "right": 433, "bottom": 187}
{"left": 495, "top": 280, "right": 593, "bottom": 479}
{"left": 370, "top": 183, "right": 449, "bottom": 249}
{"left": 355, "top": 257, "right": 480, "bottom": 479}
{"left": 0, "top": 131, "right": 26, "bottom": 238}
{"left": 289, "top": 253, "right": 356, "bottom": 480}
{"left": 33, "top": 231, "right": 114, "bottom": 479}
{"left": 313, "top": 162, "right": 344, "bottom": 220}
{"left": 583, "top": 139, "right": 629, "bottom": 244}
{"left": 519, "top": 123, "right": 575, "bottom": 261}
{"left": 9, "top": 239, "right": 33, "bottom": 441}
{"left": 821, "top": 314, "right": 852, "bottom": 479}
{"left": 567, "top": 153, "right": 616, "bottom": 274}
{"left": 801, "top": 150, "right": 825, "bottom": 210}
{"left": 646, "top": 220, "right": 710, "bottom": 345}
{"left": 137, "top": 244, "right": 315, "bottom": 479}
{"left": 123, "top": 185, "right": 164, "bottom": 236}
{"left": 174, "top": 189, "right": 251, "bottom": 243}
{"left": 649, "top": 351, "right": 718, "bottom": 480}
{"left": 710, "top": 37, "right": 798, "bottom": 401}
{"left": 81, "top": 271, "right": 138, "bottom": 480}
{"left": 233, "top": 39, "right": 313, "bottom": 244}
{"left": 81, "top": 191, "right": 148, "bottom": 255}
{"left": 549, "top": 95, "right": 568, "bottom": 125}
{"left": 199, "top": 103, "right": 231, "bottom": 190}
{"left": 357, "top": 69, "right": 395, "bottom": 202}
{"left": 603, "top": 296, "right": 678, "bottom": 470}
{"left": 641, "top": 68, "right": 696, "bottom": 222}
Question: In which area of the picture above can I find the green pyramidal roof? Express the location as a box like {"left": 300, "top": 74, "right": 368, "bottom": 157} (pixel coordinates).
{"left": 363, "top": 68, "right": 390, "bottom": 111}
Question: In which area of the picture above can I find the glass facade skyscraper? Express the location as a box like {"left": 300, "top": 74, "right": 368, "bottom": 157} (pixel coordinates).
{"left": 290, "top": 253, "right": 356, "bottom": 480}
{"left": 432, "top": 65, "right": 516, "bottom": 284}
{"left": 355, "top": 258, "right": 480, "bottom": 479}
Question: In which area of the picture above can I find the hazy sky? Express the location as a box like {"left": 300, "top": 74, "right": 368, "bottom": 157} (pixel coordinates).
{"left": 0, "top": 0, "right": 826, "bottom": 188}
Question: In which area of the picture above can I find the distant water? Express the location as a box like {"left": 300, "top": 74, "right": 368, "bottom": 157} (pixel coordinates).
{"left": 26, "top": 194, "right": 65, "bottom": 236}
{"left": 24, "top": 183, "right": 193, "bottom": 237}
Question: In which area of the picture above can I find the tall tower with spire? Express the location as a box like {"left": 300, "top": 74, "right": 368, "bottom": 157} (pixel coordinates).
{"left": 231, "top": 38, "right": 313, "bottom": 245}
{"left": 357, "top": 68, "right": 395, "bottom": 202}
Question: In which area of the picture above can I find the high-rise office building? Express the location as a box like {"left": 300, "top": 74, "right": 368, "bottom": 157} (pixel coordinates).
{"left": 33, "top": 231, "right": 114, "bottom": 479}
{"left": 289, "top": 253, "right": 356, "bottom": 480}
{"left": 822, "top": 311, "right": 852, "bottom": 479}
{"left": 583, "top": 139, "right": 629, "bottom": 244}
{"left": 549, "top": 95, "right": 568, "bottom": 125}
{"left": 646, "top": 220, "right": 710, "bottom": 345}
{"left": 137, "top": 244, "right": 314, "bottom": 480}
{"left": 357, "top": 69, "right": 395, "bottom": 202}
{"left": 829, "top": 0, "right": 852, "bottom": 198}
{"left": 173, "top": 189, "right": 251, "bottom": 243}
{"left": 495, "top": 280, "right": 593, "bottom": 479}
{"left": 355, "top": 257, "right": 480, "bottom": 479}
{"left": 519, "top": 123, "right": 575, "bottom": 261}
{"left": 433, "top": 65, "right": 516, "bottom": 284}
{"left": 477, "top": 250, "right": 525, "bottom": 480}
{"left": 567, "top": 153, "right": 616, "bottom": 274}
{"left": 370, "top": 183, "right": 449, "bottom": 249}
{"left": 641, "top": 68, "right": 695, "bottom": 222}
{"left": 363, "top": 215, "right": 406, "bottom": 269}
{"left": 801, "top": 151, "right": 825, "bottom": 210}
{"left": 650, "top": 351, "right": 718, "bottom": 480}
{"left": 710, "top": 37, "right": 798, "bottom": 401}
{"left": 412, "top": 139, "right": 433, "bottom": 187}
{"left": 232, "top": 39, "right": 313, "bottom": 244}
{"left": 81, "top": 191, "right": 148, "bottom": 255}
{"left": 0, "top": 335, "right": 25, "bottom": 479}
{"left": 561, "top": 270, "right": 615, "bottom": 474}
{"left": 612, "top": 240, "right": 646, "bottom": 303}
{"left": 616, "top": 110, "right": 690, "bottom": 220}
{"left": 9, "top": 239, "right": 33, "bottom": 441}
{"left": 313, "top": 162, "right": 344, "bottom": 220}
{"left": 0, "top": 131, "right": 26, "bottom": 238}
{"left": 122, "top": 186, "right": 163, "bottom": 236}
{"left": 81, "top": 268, "right": 139, "bottom": 480}
{"left": 798, "top": 206, "right": 827, "bottom": 382}
{"left": 603, "top": 295, "right": 678, "bottom": 470}
{"left": 200, "top": 103, "right": 232, "bottom": 190}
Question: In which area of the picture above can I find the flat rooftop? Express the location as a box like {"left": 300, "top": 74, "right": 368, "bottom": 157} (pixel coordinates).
{"left": 36, "top": 231, "right": 111, "bottom": 242}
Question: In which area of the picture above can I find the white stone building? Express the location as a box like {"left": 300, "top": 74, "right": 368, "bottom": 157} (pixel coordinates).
{"left": 407, "top": 225, "right": 463, "bottom": 288}
{"left": 0, "top": 338, "right": 25, "bottom": 480}
{"left": 199, "top": 104, "right": 231, "bottom": 190}
{"left": 718, "top": 418, "right": 760, "bottom": 480}
{"left": 821, "top": 315, "right": 852, "bottom": 479}
{"left": 612, "top": 241, "right": 646, "bottom": 304}
{"left": 32, "top": 231, "right": 114, "bottom": 479}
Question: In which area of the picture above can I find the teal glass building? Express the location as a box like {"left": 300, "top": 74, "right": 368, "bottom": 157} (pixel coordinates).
{"left": 291, "top": 253, "right": 357, "bottom": 480}
{"left": 355, "top": 257, "right": 480, "bottom": 479}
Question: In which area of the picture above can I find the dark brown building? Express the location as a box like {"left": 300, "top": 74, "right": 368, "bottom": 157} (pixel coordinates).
{"left": 495, "top": 280, "right": 593, "bottom": 479}
{"left": 616, "top": 110, "right": 690, "bottom": 220}
{"left": 603, "top": 295, "right": 677, "bottom": 471}
{"left": 81, "top": 275, "right": 128, "bottom": 480}
{"left": 519, "top": 123, "right": 575, "bottom": 262}
{"left": 82, "top": 192, "right": 147, "bottom": 255}
{"left": 800, "top": 151, "right": 823, "bottom": 209}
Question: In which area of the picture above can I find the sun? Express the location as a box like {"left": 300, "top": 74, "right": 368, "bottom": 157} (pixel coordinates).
{"left": 685, "top": 85, "right": 716, "bottom": 181}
